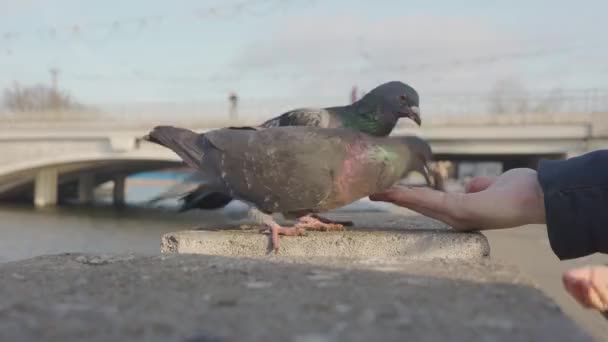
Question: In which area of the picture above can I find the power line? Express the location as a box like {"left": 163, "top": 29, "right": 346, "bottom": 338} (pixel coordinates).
{"left": 0, "top": 0, "right": 303, "bottom": 44}
{"left": 61, "top": 45, "right": 579, "bottom": 85}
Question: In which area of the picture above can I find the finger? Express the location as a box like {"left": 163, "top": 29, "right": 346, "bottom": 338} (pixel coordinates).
{"left": 589, "top": 267, "right": 608, "bottom": 311}
{"left": 465, "top": 176, "right": 497, "bottom": 193}
{"left": 369, "top": 185, "right": 415, "bottom": 202}
{"left": 370, "top": 186, "right": 442, "bottom": 206}
{"left": 563, "top": 278, "right": 593, "bottom": 308}
{"left": 585, "top": 285, "right": 606, "bottom": 310}
{"left": 575, "top": 282, "right": 596, "bottom": 308}
{"left": 395, "top": 202, "right": 462, "bottom": 229}
{"left": 563, "top": 269, "right": 598, "bottom": 308}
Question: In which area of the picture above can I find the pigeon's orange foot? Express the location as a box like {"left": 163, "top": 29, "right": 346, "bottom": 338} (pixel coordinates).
{"left": 310, "top": 214, "right": 354, "bottom": 227}
{"left": 262, "top": 224, "right": 307, "bottom": 252}
{"left": 296, "top": 215, "right": 348, "bottom": 232}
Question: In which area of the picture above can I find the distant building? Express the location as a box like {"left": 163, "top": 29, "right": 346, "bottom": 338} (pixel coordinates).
{"left": 457, "top": 161, "right": 503, "bottom": 180}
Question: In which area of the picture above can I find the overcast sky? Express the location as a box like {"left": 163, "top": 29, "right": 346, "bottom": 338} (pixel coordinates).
{"left": 1, "top": 0, "right": 607, "bottom": 112}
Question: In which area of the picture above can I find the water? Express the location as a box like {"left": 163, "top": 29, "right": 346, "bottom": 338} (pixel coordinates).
{"left": 0, "top": 178, "right": 249, "bottom": 262}
{"left": 0, "top": 204, "right": 175, "bottom": 262}
{"left": 0, "top": 177, "right": 398, "bottom": 263}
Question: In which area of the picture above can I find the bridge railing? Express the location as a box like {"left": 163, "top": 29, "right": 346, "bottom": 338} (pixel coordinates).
{"left": 1, "top": 112, "right": 599, "bottom": 131}
{"left": 2, "top": 88, "right": 607, "bottom": 129}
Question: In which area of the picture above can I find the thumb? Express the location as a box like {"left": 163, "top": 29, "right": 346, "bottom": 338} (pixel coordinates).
{"left": 370, "top": 186, "right": 476, "bottom": 229}
{"left": 369, "top": 186, "right": 414, "bottom": 203}
{"left": 465, "top": 176, "right": 497, "bottom": 193}
{"left": 370, "top": 186, "right": 455, "bottom": 212}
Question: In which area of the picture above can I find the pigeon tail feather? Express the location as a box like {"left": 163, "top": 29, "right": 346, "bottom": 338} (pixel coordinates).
{"left": 178, "top": 189, "right": 233, "bottom": 212}
{"left": 146, "top": 181, "right": 200, "bottom": 205}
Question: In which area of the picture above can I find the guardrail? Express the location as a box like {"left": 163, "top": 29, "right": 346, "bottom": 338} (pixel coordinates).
{"left": 0, "top": 111, "right": 600, "bottom": 130}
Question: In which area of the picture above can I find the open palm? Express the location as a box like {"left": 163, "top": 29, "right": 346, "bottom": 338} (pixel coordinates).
{"left": 370, "top": 168, "right": 546, "bottom": 230}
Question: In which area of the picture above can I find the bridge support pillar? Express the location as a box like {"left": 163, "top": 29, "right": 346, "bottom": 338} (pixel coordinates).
{"left": 78, "top": 174, "right": 95, "bottom": 204}
{"left": 34, "top": 168, "right": 58, "bottom": 208}
{"left": 113, "top": 176, "right": 126, "bottom": 208}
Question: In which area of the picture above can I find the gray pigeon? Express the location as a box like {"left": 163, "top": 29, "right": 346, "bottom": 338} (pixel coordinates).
{"left": 144, "top": 125, "right": 435, "bottom": 251}
{"left": 147, "top": 81, "right": 421, "bottom": 209}
{"left": 260, "top": 81, "right": 421, "bottom": 135}
{"left": 150, "top": 135, "right": 441, "bottom": 212}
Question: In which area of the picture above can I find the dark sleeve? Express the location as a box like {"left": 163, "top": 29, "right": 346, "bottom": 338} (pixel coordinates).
{"left": 537, "top": 150, "right": 608, "bottom": 260}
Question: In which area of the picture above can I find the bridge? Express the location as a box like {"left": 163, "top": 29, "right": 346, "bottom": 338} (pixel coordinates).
{"left": 1, "top": 112, "right": 607, "bottom": 207}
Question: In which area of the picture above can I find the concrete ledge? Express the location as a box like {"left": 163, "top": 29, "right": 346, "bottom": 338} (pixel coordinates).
{"left": 161, "top": 228, "right": 490, "bottom": 261}
{"left": 0, "top": 254, "right": 590, "bottom": 342}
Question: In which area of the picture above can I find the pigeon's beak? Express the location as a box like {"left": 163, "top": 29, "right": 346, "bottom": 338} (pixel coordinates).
{"left": 400, "top": 106, "right": 421, "bottom": 126}
{"left": 409, "top": 106, "right": 421, "bottom": 126}
{"left": 424, "top": 164, "right": 445, "bottom": 191}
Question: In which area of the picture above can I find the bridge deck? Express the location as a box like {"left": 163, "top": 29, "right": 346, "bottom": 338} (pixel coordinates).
{"left": 0, "top": 112, "right": 606, "bottom": 206}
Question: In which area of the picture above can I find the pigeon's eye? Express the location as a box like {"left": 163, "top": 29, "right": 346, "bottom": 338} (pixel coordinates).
{"left": 399, "top": 95, "right": 408, "bottom": 102}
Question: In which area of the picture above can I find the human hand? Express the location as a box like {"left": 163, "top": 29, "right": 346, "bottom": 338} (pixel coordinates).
{"left": 369, "top": 168, "right": 546, "bottom": 230}
{"left": 562, "top": 265, "right": 608, "bottom": 313}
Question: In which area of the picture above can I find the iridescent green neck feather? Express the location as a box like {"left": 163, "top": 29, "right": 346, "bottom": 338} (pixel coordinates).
{"left": 365, "top": 142, "right": 409, "bottom": 185}
{"left": 367, "top": 145, "right": 400, "bottom": 163}
{"left": 339, "top": 108, "right": 396, "bottom": 136}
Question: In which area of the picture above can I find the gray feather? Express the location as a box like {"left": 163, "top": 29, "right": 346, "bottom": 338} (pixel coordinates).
{"left": 147, "top": 172, "right": 204, "bottom": 205}
{"left": 260, "top": 108, "right": 332, "bottom": 128}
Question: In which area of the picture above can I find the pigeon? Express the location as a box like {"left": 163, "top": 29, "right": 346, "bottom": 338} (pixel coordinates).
{"left": 259, "top": 81, "right": 421, "bottom": 135}
{"left": 147, "top": 81, "right": 421, "bottom": 209}
{"left": 144, "top": 125, "right": 435, "bottom": 251}
{"left": 177, "top": 135, "right": 442, "bottom": 213}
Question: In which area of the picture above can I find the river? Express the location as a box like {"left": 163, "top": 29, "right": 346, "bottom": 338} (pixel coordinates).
{"left": 0, "top": 176, "right": 395, "bottom": 262}
{"left": 0, "top": 177, "right": 251, "bottom": 262}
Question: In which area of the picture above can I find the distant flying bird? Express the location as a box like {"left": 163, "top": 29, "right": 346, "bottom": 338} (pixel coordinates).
{"left": 144, "top": 125, "right": 435, "bottom": 251}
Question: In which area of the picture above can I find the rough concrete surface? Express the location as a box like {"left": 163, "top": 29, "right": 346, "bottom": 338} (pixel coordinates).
{"left": 162, "top": 230, "right": 489, "bottom": 261}
{"left": 162, "top": 213, "right": 490, "bottom": 261}
{"left": 0, "top": 254, "right": 591, "bottom": 342}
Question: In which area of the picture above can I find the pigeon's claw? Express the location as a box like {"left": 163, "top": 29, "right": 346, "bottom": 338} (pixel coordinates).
{"left": 265, "top": 223, "right": 307, "bottom": 252}
{"left": 296, "top": 215, "right": 347, "bottom": 232}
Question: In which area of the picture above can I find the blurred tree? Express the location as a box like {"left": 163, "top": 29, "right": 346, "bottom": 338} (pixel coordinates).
{"left": 2, "top": 82, "right": 84, "bottom": 112}
{"left": 534, "top": 88, "right": 564, "bottom": 113}
{"left": 487, "top": 79, "right": 529, "bottom": 114}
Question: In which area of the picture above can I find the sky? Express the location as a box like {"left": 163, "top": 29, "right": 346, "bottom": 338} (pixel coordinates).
{"left": 1, "top": 0, "right": 607, "bottom": 116}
